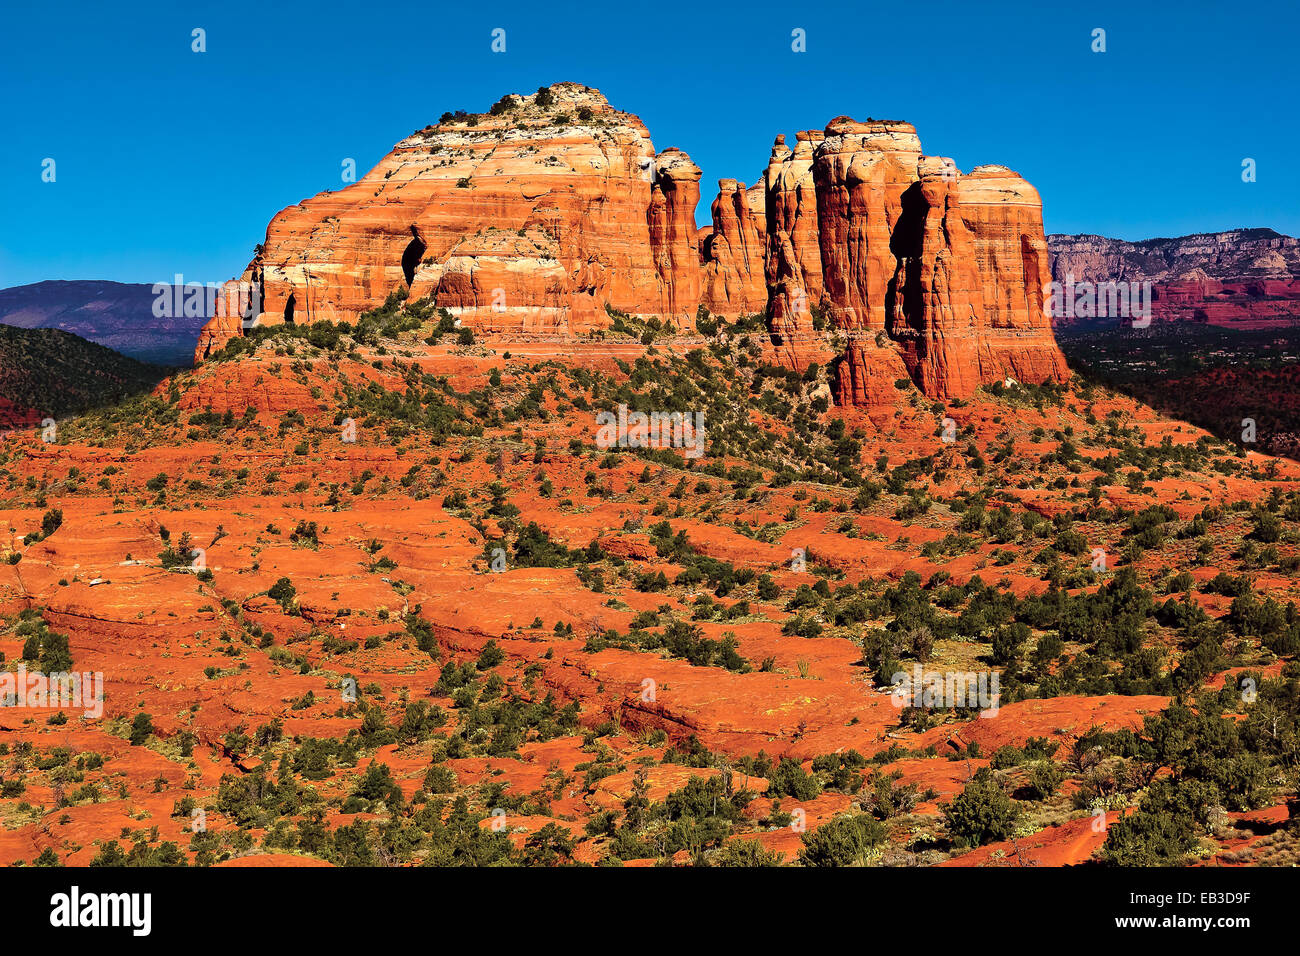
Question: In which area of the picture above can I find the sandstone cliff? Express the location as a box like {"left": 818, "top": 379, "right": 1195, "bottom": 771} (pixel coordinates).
{"left": 809, "top": 119, "right": 1066, "bottom": 402}
{"left": 764, "top": 131, "right": 828, "bottom": 369}
{"left": 700, "top": 179, "right": 767, "bottom": 316}
{"left": 198, "top": 84, "right": 1069, "bottom": 402}
{"left": 195, "top": 83, "right": 704, "bottom": 360}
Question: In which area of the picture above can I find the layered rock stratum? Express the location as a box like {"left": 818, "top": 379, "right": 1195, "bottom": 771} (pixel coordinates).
{"left": 1047, "top": 228, "right": 1300, "bottom": 328}
{"left": 197, "top": 83, "right": 1067, "bottom": 401}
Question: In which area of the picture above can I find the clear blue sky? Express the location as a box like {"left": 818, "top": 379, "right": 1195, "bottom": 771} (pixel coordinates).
{"left": 2, "top": 0, "right": 1296, "bottom": 288}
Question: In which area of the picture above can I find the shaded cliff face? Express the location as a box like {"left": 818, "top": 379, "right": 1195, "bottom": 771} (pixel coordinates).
{"left": 197, "top": 87, "right": 1069, "bottom": 402}
{"left": 1047, "top": 229, "right": 1300, "bottom": 328}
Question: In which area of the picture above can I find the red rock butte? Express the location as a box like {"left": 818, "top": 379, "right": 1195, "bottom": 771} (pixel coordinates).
{"left": 196, "top": 82, "right": 1068, "bottom": 402}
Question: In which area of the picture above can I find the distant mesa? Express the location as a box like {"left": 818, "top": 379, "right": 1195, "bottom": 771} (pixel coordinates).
{"left": 194, "top": 81, "right": 1069, "bottom": 402}
{"left": 1047, "top": 228, "right": 1300, "bottom": 330}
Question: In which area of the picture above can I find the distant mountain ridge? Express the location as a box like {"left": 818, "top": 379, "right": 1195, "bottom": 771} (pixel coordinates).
{"left": 0, "top": 280, "right": 208, "bottom": 366}
{"left": 1047, "top": 228, "right": 1300, "bottom": 283}
{"left": 1046, "top": 228, "right": 1300, "bottom": 328}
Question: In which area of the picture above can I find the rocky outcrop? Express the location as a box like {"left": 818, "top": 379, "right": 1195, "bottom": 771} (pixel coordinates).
{"left": 959, "top": 166, "right": 1070, "bottom": 388}
{"left": 197, "top": 85, "right": 1070, "bottom": 402}
{"left": 764, "top": 132, "right": 826, "bottom": 367}
{"left": 810, "top": 119, "right": 1066, "bottom": 403}
{"left": 700, "top": 180, "right": 767, "bottom": 316}
{"left": 196, "top": 84, "right": 705, "bottom": 359}
{"left": 192, "top": 273, "right": 259, "bottom": 360}
{"left": 648, "top": 149, "right": 704, "bottom": 325}
{"left": 886, "top": 156, "right": 987, "bottom": 399}
{"left": 1047, "top": 229, "right": 1300, "bottom": 328}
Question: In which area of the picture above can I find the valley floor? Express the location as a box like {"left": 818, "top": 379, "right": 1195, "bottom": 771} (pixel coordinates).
{"left": 1, "top": 318, "right": 1298, "bottom": 867}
